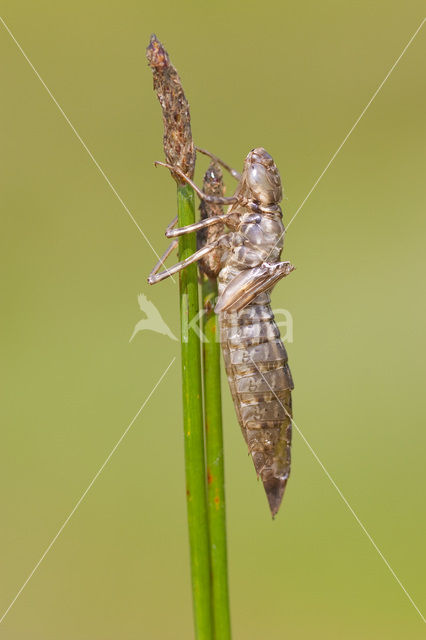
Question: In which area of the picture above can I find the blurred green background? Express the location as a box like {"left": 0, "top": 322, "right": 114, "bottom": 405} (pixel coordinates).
{"left": 1, "top": 2, "right": 425, "bottom": 638}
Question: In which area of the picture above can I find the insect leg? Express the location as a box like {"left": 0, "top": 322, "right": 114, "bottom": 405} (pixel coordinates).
{"left": 166, "top": 212, "right": 232, "bottom": 238}
{"left": 154, "top": 161, "right": 238, "bottom": 205}
{"left": 147, "top": 234, "right": 229, "bottom": 285}
{"left": 195, "top": 147, "right": 242, "bottom": 181}
{"left": 147, "top": 214, "right": 180, "bottom": 279}
{"left": 166, "top": 215, "right": 178, "bottom": 234}
{"left": 148, "top": 239, "right": 179, "bottom": 282}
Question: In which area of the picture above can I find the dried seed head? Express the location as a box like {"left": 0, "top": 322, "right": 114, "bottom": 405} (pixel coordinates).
{"left": 146, "top": 34, "right": 195, "bottom": 182}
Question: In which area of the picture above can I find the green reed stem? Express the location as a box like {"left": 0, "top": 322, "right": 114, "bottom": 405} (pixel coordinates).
{"left": 202, "top": 274, "right": 232, "bottom": 640}
{"left": 178, "top": 183, "right": 213, "bottom": 640}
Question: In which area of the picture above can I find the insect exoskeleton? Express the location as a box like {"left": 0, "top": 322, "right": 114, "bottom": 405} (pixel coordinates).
{"left": 148, "top": 146, "right": 295, "bottom": 516}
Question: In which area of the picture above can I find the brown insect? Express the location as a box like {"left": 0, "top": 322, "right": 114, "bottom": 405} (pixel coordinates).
{"left": 148, "top": 147, "right": 294, "bottom": 516}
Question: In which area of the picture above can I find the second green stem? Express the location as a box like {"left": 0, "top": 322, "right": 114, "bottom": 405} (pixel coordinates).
{"left": 202, "top": 274, "right": 232, "bottom": 640}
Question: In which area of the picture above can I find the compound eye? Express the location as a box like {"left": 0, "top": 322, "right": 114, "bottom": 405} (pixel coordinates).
{"left": 248, "top": 163, "right": 280, "bottom": 204}
{"left": 248, "top": 163, "right": 269, "bottom": 190}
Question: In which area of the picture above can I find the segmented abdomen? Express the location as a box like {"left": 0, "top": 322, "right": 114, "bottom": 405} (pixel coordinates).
{"left": 219, "top": 294, "right": 293, "bottom": 516}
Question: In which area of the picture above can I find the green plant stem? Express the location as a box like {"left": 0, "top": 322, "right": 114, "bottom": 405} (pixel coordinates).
{"left": 178, "top": 183, "right": 213, "bottom": 640}
{"left": 202, "top": 274, "right": 232, "bottom": 640}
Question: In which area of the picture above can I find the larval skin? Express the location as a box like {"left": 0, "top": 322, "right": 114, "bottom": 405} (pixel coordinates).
{"left": 150, "top": 147, "right": 295, "bottom": 516}
{"left": 218, "top": 206, "right": 293, "bottom": 517}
